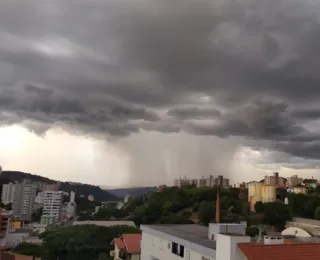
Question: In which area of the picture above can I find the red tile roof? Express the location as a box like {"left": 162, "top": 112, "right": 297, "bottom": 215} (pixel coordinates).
{"left": 121, "top": 234, "right": 142, "bottom": 253}
{"left": 238, "top": 243, "right": 320, "bottom": 260}
{"left": 113, "top": 238, "right": 125, "bottom": 250}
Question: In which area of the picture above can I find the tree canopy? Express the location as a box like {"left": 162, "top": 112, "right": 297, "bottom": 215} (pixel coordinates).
{"left": 39, "top": 225, "right": 140, "bottom": 260}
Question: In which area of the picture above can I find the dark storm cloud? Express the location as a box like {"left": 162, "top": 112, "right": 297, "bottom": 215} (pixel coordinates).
{"left": 290, "top": 108, "right": 320, "bottom": 120}
{"left": 167, "top": 106, "right": 221, "bottom": 120}
{"left": 1, "top": 0, "right": 320, "bottom": 167}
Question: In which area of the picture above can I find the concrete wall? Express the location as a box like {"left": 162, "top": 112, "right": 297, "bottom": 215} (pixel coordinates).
{"left": 141, "top": 231, "right": 214, "bottom": 260}
{"left": 216, "top": 234, "right": 250, "bottom": 260}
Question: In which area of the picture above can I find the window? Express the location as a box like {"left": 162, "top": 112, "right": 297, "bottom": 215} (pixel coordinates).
{"left": 172, "top": 242, "right": 184, "bottom": 257}
{"left": 202, "top": 257, "right": 210, "bottom": 260}
{"left": 172, "top": 242, "right": 178, "bottom": 254}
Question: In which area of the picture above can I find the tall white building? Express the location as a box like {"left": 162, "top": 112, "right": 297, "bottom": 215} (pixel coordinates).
{"left": 42, "top": 191, "right": 63, "bottom": 223}
{"left": 64, "top": 191, "right": 76, "bottom": 219}
{"left": 1, "top": 182, "right": 16, "bottom": 205}
{"left": 12, "top": 180, "right": 37, "bottom": 221}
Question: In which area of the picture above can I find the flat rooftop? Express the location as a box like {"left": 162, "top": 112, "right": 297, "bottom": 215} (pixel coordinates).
{"left": 143, "top": 224, "right": 216, "bottom": 250}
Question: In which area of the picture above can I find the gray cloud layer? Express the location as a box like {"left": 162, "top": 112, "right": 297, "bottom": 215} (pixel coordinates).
{"left": 1, "top": 0, "right": 320, "bottom": 173}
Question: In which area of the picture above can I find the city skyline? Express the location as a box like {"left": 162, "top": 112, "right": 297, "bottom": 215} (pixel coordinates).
{"left": 2, "top": 0, "right": 320, "bottom": 186}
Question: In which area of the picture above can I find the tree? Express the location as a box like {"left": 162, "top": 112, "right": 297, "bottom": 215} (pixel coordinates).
{"left": 263, "top": 202, "right": 292, "bottom": 231}
{"left": 13, "top": 242, "right": 42, "bottom": 257}
{"left": 131, "top": 205, "right": 146, "bottom": 226}
{"left": 198, "top": 202, "right": 216, "bottom": 226}
{"left": 40, "top": 225, "right": 140, "bottom": 260}
{"left": 314, "top": 206, "right": 320, "bottom": 220}
{"left": 159, "top": 215, "right": 194, "bottom": 224}
{"left": 254, "top": 201, "right": 264, "bottom": 213}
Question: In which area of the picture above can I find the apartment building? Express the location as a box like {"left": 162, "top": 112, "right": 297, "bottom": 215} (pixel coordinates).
{"left": 12, "top": 180, "right": 37, "bottom": 221}
{"left": 287, "top": 175, "right": 303, "bottom": 187}
{"left": 173, "top": 176, "right": 190, "bottom": 188}
{"left": 42, "top": 191, "right": 63, "bottom": 223}
{"left": 140, "top": 223, "right": 320, "bottom": 260}
{"left": 264, "top": 172, "right": 285, "bottom": 186}
{"left": 1, "top": 183, "right": 15, "bottom": 205}
{"left": 173, "top": 175, "right": 230, "bottom": 189}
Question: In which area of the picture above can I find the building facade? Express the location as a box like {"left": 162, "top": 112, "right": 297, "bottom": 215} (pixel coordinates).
{"left": 264, "top": 172, "right": 285, "bottom": 186}
{"left": 140, "top": 223, "right": 250, "bottom": 260}
{"left": 42, "top": 191, "right": 63, "bottom": 223}
{"left": 174, "top": 175, "right": 230, "bottom": 189}
{"left": 287, "top": 175, "right": 303, "bottom": 187}
{"left": 12, "top": 180, "right": 37, "bottom": 221}
{"left": 248, "top": 182, "right": 276, "bottom": 211}
{"left": 1, "top": 182, "right": 16, "bottom": 205}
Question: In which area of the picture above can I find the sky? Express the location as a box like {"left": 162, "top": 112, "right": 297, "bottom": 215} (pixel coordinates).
{"left": 1, "top": 0, "right": 320, "bottom": 187}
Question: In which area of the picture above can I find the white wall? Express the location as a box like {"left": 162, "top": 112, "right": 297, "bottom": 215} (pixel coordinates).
{"left": 141, "top": 232, "right": 214, "bottom": 260}
{"left": 216, "top": 234, "right": 250, "bottom": 260}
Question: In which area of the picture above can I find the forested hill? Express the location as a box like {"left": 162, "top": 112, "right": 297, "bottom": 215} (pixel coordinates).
{"left": 0, "top": 171, "right": 119, "bottom": 202}
{"left": 107, "top": 187, "right": 157, "bottom": 198}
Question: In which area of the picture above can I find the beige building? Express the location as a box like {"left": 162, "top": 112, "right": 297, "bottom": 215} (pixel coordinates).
{"left": 111, "top": 234, "right": 141, "bottom": 260}
{"left": 293, "top": 185, "right": 307, "bottom": 194}
{"left": 261, "top": 185, "right": 276, "bottom": 203}
{"left": 248, "top": 182, "right": 263, "bottom": 212}
{"left": 248, "top": 182, "right": 276, "bottom": 211}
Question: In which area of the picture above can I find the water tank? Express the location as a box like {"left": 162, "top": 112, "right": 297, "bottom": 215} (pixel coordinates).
{"left": 261, "top": 185, "right": 276, "bottom": 203}
{"left": 248, "top": 182, "right": 263, "bottom": 211}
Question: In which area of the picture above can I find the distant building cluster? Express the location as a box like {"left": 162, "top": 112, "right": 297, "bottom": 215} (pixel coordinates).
{"left": 173, "top": 175, "right": 230, "bottom": 188}
{"left": 1, "top": 179, "right": 77, "bottom": 225}
{"left": 247, "top": 172, "right": 320, "bottom": 211}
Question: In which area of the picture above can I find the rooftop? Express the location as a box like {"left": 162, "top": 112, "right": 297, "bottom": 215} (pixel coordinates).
{"left": 112, "top": 234, "right": 142, "bottom": 253}
{"left": 73, "top": 220, "right": 136, "bottom": 227}
{"left": 122, "top": 234, "right": 142, "bottom": 253}
{"left": 238, "top": 242, "right": 320, "bottom": 260}
{"left": 143, "top": 224, "right": 216, "bottom": 250}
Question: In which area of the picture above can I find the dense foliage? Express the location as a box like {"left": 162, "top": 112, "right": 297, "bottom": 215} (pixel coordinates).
{"left": 38, "top": 225, "right": 140, "bottom": 260}
{"left": 127, "top": 186, "right": 249, "bottom": 226}
{"left": 107, "top": 187, "right": 157, "bottom": 198}
{"left": 13, "top": 242, "right": 43, "bottom": 257}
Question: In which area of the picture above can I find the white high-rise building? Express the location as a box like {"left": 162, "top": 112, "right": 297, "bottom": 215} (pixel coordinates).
{"left": 1, "top": 182, "right": 16, "bottom": 205}
{"left": 70, "top": 191, "right": 75, "bottom": 203}
{"left": 42, "top": 191, "right": 63, "bottom": 223}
